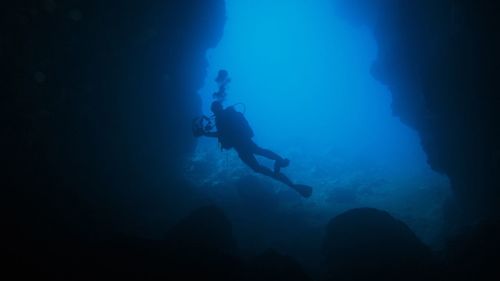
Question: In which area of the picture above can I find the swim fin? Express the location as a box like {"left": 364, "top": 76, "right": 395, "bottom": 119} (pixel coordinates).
{"left": 293, "top": 184, "right": 313, "bottom": 198}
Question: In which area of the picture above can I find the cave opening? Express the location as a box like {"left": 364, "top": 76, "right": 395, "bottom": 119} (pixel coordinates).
{"left": 6, "top": 1, "right": 500, "bottom": 279}
{"left": 186, "top": 0, "right": 451, "bottom": 253}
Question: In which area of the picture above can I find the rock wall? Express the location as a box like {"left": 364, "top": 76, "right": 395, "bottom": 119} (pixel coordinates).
{"left": 338, "top": 0, "right": 500, "bottom": 221}
{"left": 2, "top": 0, "right": 225, "bottom": 240}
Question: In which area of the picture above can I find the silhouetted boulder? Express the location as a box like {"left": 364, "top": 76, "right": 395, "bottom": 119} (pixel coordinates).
{"left": 323, "top": 208, "right": 434, "bottom": 281}
{"left": 245, "top": 249, "right": 312, "bottom": 281}
{"left": 164, "top": 205, "right": 242, "bottom": 280}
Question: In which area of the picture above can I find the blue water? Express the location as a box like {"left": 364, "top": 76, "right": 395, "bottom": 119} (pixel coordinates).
{"left": 186, "top": 0, "right": 451, "bottom": 248}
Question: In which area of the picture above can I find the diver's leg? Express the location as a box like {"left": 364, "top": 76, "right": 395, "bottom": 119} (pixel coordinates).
{"left": 238, "top": 151, "right": 274, "bottom": 176}
{"left": 239, "top": 151, "right": 312, "bottom": 197}
{"left": 252, "top": 144, "right": 290, "bottom": 173}
{"left": 253, "top": 146, "right": 281, "bottom": 161}
{"left": 238, "top": 151, "right": 293, "bottom": 186}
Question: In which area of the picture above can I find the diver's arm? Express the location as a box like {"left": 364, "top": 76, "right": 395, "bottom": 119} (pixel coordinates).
{"left": 204, "top": 131, "right": 219, "bottom": 138}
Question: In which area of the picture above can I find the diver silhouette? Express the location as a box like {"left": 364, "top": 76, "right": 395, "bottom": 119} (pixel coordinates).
{"left": 196, "top": 100, "right": 313, "bottom": 198}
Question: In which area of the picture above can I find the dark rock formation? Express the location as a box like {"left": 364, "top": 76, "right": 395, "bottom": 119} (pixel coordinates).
{"left": 244, "top": 249, "right": 312, "bottom": 281}
{"left": 163, "top": 205, "right": 243, "bottom": 281}
{"left": 444, "top": 221, "right": 500, "bottom": 280}
{"left": 3, "top": 206, "right": 243, "bottom": 281}
{"left": 165, "top": 205, "right": 237, "bottom": 254}
{"left": 323, "top": 208, "right": 434, "bottom": 281}
{"left": 337, "top": 0, "right": 500, "bottom": 221}
{"left": 2, "top": 0, "right": 225, "bottom": 241}
{"left": 2, "top": 0, "right": 226, "bottom": 278}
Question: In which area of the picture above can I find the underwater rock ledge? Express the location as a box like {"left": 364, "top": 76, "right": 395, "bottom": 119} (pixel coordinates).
{"left": 338, "top": 0, "right": 500, "bottom": 221}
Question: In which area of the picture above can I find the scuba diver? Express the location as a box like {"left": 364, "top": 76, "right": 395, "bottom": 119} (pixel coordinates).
{"left": 193, "top": 70, "right": 312, "bottom": 198}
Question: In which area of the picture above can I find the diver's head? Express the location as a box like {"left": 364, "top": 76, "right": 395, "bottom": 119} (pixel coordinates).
{"left": 211, "top": 101, "right": 224, "bottom": 116}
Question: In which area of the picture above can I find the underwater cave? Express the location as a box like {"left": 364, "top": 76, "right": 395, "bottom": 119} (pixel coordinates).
{"left": 187, "top": 0, "right": 451, "bottom": 253}
{"left": 4, "top": 0, "right": 500, "bottom": 280}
